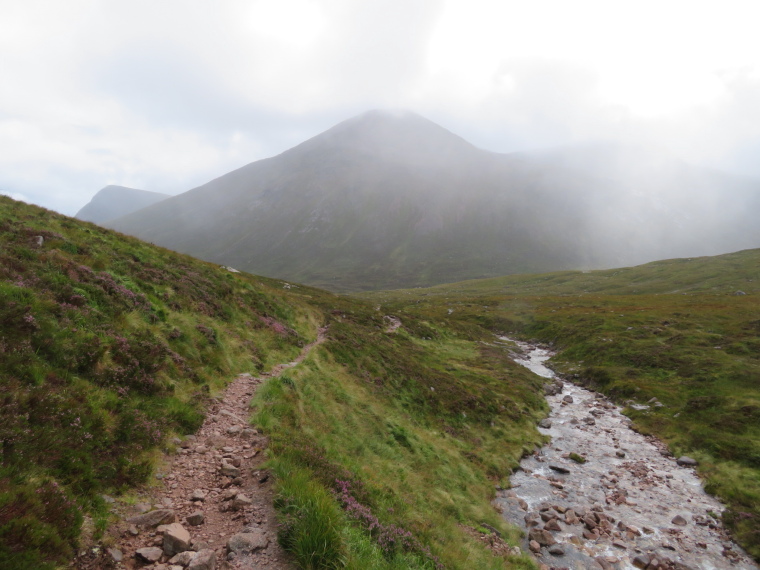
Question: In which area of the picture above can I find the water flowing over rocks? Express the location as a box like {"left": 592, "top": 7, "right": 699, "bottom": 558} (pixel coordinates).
{"left": 496, "top": 337, "right": 757, "bottom": 570}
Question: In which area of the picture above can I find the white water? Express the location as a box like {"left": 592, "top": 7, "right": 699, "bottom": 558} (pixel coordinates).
{"left": 495, "top": 337, "right": 757, "bottom": 570}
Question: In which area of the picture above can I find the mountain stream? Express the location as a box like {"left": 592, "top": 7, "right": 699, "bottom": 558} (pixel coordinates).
{"left": 494, "top": 338, "right": 757, "bottom": 570}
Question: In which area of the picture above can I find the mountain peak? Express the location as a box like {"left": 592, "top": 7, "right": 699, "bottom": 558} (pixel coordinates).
{"left": 287, "top": 109, "right": 478, "bottom": 163}
{"left": 76, "top": 185, "right": 170, "bottom": 224}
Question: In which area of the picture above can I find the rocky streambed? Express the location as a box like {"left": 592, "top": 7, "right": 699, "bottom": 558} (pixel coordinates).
{"left": 495, "top": 338, "right": 757, "bottom": 570}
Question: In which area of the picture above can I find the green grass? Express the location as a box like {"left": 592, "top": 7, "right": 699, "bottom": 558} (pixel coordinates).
{"left": 366, "top": 249, "right": 760, "bottom": 561}
{"left": 0, "top": 196, "right": 313, "bottom": 568}
{"left": 1, "top": 196, "right": 546, "bottom": 569}
{"left": 252, "top": 291, "right": 545, "bottom": 569}
{"left": 11, "top": 190, "right": 757, "bottom": 567}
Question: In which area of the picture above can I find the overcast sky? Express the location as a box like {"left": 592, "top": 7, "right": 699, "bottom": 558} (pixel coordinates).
{"left": 2, "top": 0, "right": 760, "bottom": 215}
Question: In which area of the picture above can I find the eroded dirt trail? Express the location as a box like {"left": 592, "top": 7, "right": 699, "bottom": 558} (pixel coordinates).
{"left": 496, "top": 338, "right": 757, "bottom": 570}
{"left": 82, "top": 327, "right": 327, "bottom": 570}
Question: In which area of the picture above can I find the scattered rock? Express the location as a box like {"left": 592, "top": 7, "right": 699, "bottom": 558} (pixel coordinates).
{"left": 107, "top": 547, "right": 123, "bottom": 562}
{"left": 240, "top": 428, "right": 258, "bottom": 439}
{"left": 539, "top": 419, "right": 552, "bottom": 429}
{"left": 594, "top": 556, "right": 614, "bottom": 570}
{"left": 186, "top": 511, "right": 205, "bottom": 526}
{"left": 179, "top": 435, "right": 196, "bottom": 448}
{"left": 528, "top": 528, "right": 556, "bottom": 546}
{"left": 544, "top": 519, "right": 562, "bottom": 531}
{"left": 671, "top": 514, "right": 688, "bottom": 526}
{"left": 169, "top": 551, "right": 197, "bottom": 566}
{"left": 230, "top": 493, "right": 252, "bottom": 511}
{"left": 547, "top": 544, "right": 565, "bottom": 556}
{"left": 187, "top": 549, "right": 216, "bottom": 570}
{"left": 676, "top": 456, "right": 698, "bottom": 467}
{"left": 227, "top": 530, "right": 269, "bottom": 554}
{"left": 162, "top": 522, "right": 191, "bottom": 556}
{"left": 562, "top": 395, "right": 574, "bottom": 404}
{"left": 190, "top": 489, "right": 206, "bottom": 502}
{"left": 136, "top": 546, "right": 163, "bottom": 563}
{"left": 220, "top": 460, "right": 241, "bottom": 478}
{"left": 529, "top": 539, "right": 541, "bottom": 553}
{"left": 549, "top": 464, "right": 570, "bottom": 474}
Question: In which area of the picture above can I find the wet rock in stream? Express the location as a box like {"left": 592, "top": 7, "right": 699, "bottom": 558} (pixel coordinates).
{"left": 496, "top": 337, "right": 757, "bottom": 570}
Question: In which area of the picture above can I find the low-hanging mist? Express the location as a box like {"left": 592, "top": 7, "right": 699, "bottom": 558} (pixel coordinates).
{"left": 107, "top": 110, "right": 760, "bottom": 292}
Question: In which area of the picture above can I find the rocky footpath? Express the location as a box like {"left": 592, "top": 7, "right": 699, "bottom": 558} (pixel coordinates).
{"left": 76, "top": 329, "right": 326, "bottom": 570}
{"left": 495, "top": 338, "right": 757, "bottom": 570}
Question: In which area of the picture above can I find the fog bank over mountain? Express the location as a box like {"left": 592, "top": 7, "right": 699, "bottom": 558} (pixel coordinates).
{"left": 109, "top": 110, "right": 760, "bottom": 292}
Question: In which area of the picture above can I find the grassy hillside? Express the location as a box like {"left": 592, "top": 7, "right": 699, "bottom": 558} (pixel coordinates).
{"left": 0, "top": 196, "right": 316, "bottom": 569}
{"left": 365, "top": 248, "right": 760, "bottom": 560}
{"left": 1, "top": 196, "right": 548, "bottom": 569}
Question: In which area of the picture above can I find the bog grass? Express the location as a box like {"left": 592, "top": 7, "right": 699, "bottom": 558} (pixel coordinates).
{"left": 367, "top": 249, "right": 760, "bottom": 560}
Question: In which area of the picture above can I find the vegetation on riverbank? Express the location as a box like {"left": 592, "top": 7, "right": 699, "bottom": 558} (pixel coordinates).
{"left": 365, "top": 250, "right": 760, "bottom": 560}
{"left": 253, "top": 286, "right": 545, "bottom": 568}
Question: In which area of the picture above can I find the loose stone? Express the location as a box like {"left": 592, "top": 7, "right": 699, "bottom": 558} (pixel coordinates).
{"left": 186, "top": 511, "right": 205, "bottom": 526}
{"left": 227, "top": 530, "right": 269, "bottom": 554}
{"left": 187, "top": 549, "right": 217, "bottom": 570}
{"left": 162, "top": 522, "right": 191, "bottom": 556}
{"left": 135, "top": 546, "right": 163, "bottom": 563}
{"left": 676, "top": 456, "right": 698, "bottom": 467}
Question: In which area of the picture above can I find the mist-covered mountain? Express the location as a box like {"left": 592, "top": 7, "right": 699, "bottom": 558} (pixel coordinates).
{"left": 108, "top": 110, "right": 760, "bottom": 291}
{"left": 76, "top": 185, "right": 170, "bottom": 224}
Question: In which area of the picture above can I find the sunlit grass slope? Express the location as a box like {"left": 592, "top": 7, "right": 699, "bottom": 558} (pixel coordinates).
{"left": 365, "top": 249, "right": 760, "bottom": 560}
{"left": 0, "top": 196, "right": 314, "bottom": 569}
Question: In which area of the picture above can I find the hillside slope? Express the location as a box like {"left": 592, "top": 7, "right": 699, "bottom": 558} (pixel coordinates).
{"left": 0, "top": 196, "right": 546, "bottom": 570}
{"left": 108, "top": 110, "right": 760, "bottom": 292}
{"left": 76, "top": 185, "right": 170, "bottom": 224}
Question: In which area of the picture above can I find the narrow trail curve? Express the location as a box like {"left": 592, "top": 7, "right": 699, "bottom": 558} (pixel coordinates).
{"left": 86, "top": 327, "right": 328, "bottom": 570}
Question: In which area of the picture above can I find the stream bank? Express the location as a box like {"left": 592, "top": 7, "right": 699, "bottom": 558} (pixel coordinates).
{"left": 495, "top": 338, "right": 757, "bottom": 570}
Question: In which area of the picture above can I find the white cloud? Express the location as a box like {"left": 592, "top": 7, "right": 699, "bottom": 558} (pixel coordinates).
{"left": 1, "top": 0, "right": 760, "bottom": 216}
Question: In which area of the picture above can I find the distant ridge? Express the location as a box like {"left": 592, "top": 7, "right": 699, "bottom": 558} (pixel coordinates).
{"left": 108, "top": 110, "right": 760, "bottom": 292}
{"left": 76, "top": 185, "right": 170, "bottom": 224}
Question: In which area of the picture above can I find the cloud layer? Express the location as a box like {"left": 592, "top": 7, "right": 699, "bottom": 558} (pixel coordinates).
{"left": 2, "top": 0, "right": 759, "bottom": 215}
